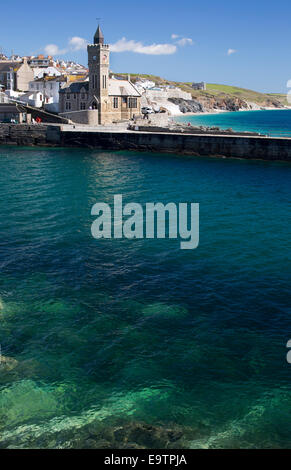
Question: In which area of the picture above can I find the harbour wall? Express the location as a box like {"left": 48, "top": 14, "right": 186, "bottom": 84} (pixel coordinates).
{"left": 0, "top": 124, "right": 291, "bottom": 162}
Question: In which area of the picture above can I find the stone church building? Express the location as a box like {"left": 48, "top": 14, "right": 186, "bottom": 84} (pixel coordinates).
{"left": 59, "top": 26, "right": 141, "bottom": 125}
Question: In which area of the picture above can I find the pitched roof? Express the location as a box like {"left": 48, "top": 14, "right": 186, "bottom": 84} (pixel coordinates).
{"left": 108, "top": 79, "right": 141, "bottom": 97}
{"left": 59, "top": 81, "right": 89, "bottom": 93}
{"left": 33, "top": 75, "right": 67, "bottom": 83}
{"left": 0, "top": 61, "right": 20, "bottom": 72}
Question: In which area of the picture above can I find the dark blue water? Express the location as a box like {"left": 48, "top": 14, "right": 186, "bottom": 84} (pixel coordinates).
{"left": 176, "top": 109, "right": 291, "bottom": 137}
{"left": 0, "top": 146, "right": 290, "bottom": 448}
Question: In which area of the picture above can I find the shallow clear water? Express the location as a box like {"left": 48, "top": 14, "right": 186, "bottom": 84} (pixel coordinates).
{"left": 176, "top": 109, "right": 291, "bottom": 137}
{"left": 0, "top": 146, "right": 290, "bottom": 448}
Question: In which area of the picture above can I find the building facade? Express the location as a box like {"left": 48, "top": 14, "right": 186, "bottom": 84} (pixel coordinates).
{"left": 29, "top": 75, "right": 67, "bottom": 112}
{"left": 0, "top": 59, "right": 34, "bottom": 92}
{"left": 192, "top": 82, "right": 206, "bottom": 91}
{"left": 59, "top": 26, "right": 141, "bottom": 125}
{"left": 0, "top": 91, "right": 9, "bottom": 103}
{"left": 28, "top": 55, "right": 53, "bottom": 68}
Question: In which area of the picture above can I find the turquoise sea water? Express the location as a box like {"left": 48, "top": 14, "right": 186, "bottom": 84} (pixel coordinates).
{"left": 176, "top": 109, "right": 291, "bottom": 136}
{"left": 0, "top": 144, "right": 290, "bottom": 448}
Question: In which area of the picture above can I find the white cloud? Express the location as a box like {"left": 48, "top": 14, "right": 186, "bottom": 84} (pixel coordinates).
{"left": 227, "top": 48, "right": 237, "bottom": 55}
{"left": 44, "top": 33, "right": 193, "bottom": 57}
{"left": 171, "top": 34, "right": 194, "bottom": 46}
{"left": 44, "top": 44, "right": 68, "bottom": 56}
{"left": 69, "top": 37, "right": 88, "bottom": 51}
{"left": 44, "top": 37, "right": 88, "bottom": 56}
{"left": 176, "top": 37, "right": 194, "bottom": 47}
{"left": 110, "top": 37, "right": 177, "bottom": 55}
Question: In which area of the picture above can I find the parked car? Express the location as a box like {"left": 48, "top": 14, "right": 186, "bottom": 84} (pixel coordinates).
{"left": 141, "top": 106, "right": 154, "bottom": 115}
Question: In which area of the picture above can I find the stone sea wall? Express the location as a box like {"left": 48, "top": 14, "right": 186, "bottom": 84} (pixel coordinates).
{"left": 0, "top": 124, "right": 291, "bottom": 161}
{"left": 0, "top": 124, "right": 48, "bottom": 146}
{"left": 60, "top": 129, "right": 291, "bottom": 162}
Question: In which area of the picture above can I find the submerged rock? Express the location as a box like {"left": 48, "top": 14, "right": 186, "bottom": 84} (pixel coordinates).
{"left": 0, "top": 379, "right": 62, "bottom": 428}
{"left": 69, "top": 421, "right": 185, "bottom": 449}
{"left": 0, "top": 356, "right": 19, "bottom": 372}
{"left": 0, "top": 300, "right": 25, "bottom": 321}
{"left": 141, "top": 302, "right": 188, "bottom": 320}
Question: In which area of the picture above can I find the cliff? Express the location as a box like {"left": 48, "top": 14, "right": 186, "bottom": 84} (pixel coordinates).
{"left": 168, "top": 98, "right": 205, "bottom": 114}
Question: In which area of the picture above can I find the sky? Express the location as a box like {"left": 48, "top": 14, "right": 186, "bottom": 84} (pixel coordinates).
{"left": 1, "top": 0, "right": 291, "bottom": 93}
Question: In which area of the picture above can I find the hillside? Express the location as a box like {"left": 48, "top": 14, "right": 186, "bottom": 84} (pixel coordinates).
{"left": 114, "top": 73, "right": 287, "bottom": 111}
{"left": 204, "top": 84, "right": 288, "bottom": 107}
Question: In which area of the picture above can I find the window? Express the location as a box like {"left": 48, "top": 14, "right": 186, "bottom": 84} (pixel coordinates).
{"left": 50, "top": 84, "right": 53, "bottom": 90}
{"left": 113, "top": 97, "right": 119, "bottom": 109}
{"left": 73, "top": 94, "right": 77, "bottom": 99}
{"left": 92, "top": 75, "right": 98, "bottom": 89}
{"left": 93, "top": 56, "right": 97, "bottom": 61}
{"left": 81, "top": 93, "right": 86, "bottom": 99}
{"left": 122, "top": 97, "right": 127, "bottom": 104}
{"left": 128, "top": 98, "right": 137, "bottom": 109}
{"left": 80, "top": 103, "right": 86, "bottom": 110}
{"left": 66, "top": 93, "right": 70, "bottom": 100}
{"left": 102, "top": 75, "right": 107, "bottom": 89}
{"left": 66, "top": 102, "right": 71, "bottom": 110}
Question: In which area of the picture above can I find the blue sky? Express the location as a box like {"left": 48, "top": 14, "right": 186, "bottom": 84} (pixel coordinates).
{"left": 1, "top": 0, "right": 291, "bottom": 92}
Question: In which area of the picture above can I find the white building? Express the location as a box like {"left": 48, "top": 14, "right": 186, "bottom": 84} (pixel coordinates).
{"left": 4, "top": 89, "right": 24, "bottom": 100}
{"left": 0, "top": 91, "right": 9, "bottom": 103}
{"left": 145, "top": 87, "right": 192, "bottom": 101}
{"left": 28, "top": 56, "right": 52, "bottom": 68}
{"left": 33, "top": 66, "right": 61, "bottom": 79}
{"left": 28, "top": 75, "right": 67, "bottom": 112}
{"left": 16, "top": 90, "right": 44, "bottom": 108}
{"left": 135, "top": 79, "right": 156, "bottom": 93}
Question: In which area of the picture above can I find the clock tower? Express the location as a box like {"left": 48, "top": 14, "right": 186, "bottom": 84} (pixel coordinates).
{"left": 87, "top": 25, "right": 110, "bottom": 124}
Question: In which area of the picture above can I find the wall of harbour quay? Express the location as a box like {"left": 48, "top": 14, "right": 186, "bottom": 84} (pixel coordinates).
{"left": 59, "top": 129, "right": 291, "bottom": 162}
{"left": 0, "top": 124, "right": 49, "bottom": 146}
{"left": 1, "top": 124, "right": 291, "bottom": 162}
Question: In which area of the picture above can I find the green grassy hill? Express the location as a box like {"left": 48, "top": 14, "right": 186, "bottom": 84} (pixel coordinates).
{"left": 205, "top": 84, "right": 288, "bottom": 106}
{"left": 114, "top": 73, "right": 287, "bottom": 109}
